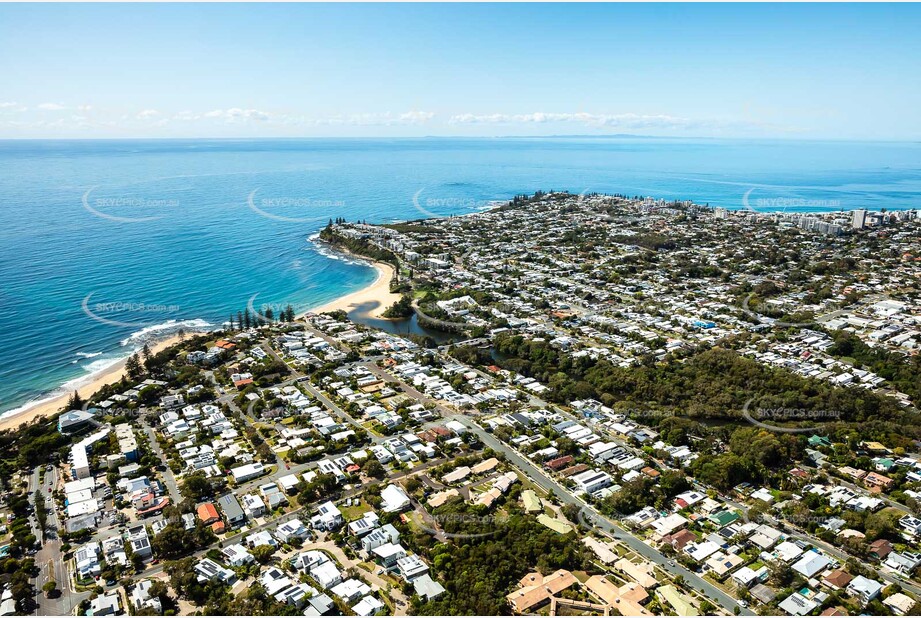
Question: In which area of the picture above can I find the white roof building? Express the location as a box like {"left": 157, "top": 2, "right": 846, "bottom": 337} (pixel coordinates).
{"left": 381, "top": 484, "right": 411, "bottom": 513}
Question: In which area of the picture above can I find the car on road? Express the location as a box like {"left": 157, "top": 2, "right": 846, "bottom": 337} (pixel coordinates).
{"left": 738, "top": 600, "right": 748, "bottom": 608}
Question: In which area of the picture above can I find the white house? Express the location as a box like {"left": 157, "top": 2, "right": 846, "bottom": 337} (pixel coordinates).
{"left": 381, "top": 484, "right": 411, "bottom": 513}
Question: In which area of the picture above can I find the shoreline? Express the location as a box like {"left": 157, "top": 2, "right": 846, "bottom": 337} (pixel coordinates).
{"left": 306, "top": 255, "right": 403, "bottom": 320}
{"left": 0, "top": 334, "right": 192, "bottom": 433}
{"left": 0, "top": 239, "right": 401, "bottom": 433}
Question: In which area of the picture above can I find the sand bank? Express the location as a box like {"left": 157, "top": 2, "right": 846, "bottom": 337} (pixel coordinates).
{"left": 307, "top": 260, "right": 402, "bottom": 319}
{"left": 0, "top": 334, "right": 190, "bottom": 432}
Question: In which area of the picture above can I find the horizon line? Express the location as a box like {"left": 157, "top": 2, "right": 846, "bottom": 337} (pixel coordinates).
{"left": 1, "top": 134, "right": 920, "bottom": 144}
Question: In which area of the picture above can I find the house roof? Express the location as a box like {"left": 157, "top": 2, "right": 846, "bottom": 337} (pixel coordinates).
{"left": 869, "top": 538, "right": 893, "bottom": 557}
{"left": 197, "top": 502, "right": 219, "bottom": 522}
{"left": 506, "top": 570, "right": 577, "bottom": 613}
{"left": 822, "top": 569, "right": 853, "bottom": 589}
{"left": 664, "top": 529, "right": 696, "bottom": 550}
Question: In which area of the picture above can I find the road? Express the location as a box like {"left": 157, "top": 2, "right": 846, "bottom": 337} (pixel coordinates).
{"left": 141, "top": 421, "right": 181, "bottom": 504}
{"left": 261, "top": 344, "right": 385, "bottom": 444}
{"left": 445, "top": 414, "right": 752, "bottom": 616}
{"left": 431, "top": 339, "right": 921, "bottom": 605}
{"left": 102, "top": 456, "right": 449, "bottom": 583}
{"left": 30, "top": 465, "right": 91, "bottom": 616}
{"left": 342, "top": 347, "right": 748, "bottom": 613}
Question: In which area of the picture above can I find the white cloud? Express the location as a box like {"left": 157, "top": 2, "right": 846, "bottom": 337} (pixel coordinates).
{"left": 0, "top": 102, "right": 27, "bottom": 112}
{"left": 37, "top": 102, "right": 66, "bottom": 111}
{"left": 204, "top": 108, "right": 271, "bottom": 122}
{"left": 274, "top": 110, "right": 436, "bottom": 127}
{"left": 172, "top": 110, "right": 199, "bottom": 121}
{"left": 398, "top": 110, "right": 435, "bottom": 124}
{"left": 448, "top": 111, "right": 692, "bottom": 129}
{"left": 136, "top": 109, "right": 161, "bottom": 120}
{"left": 339, "top": 111, "right": 436, "bottom": 126}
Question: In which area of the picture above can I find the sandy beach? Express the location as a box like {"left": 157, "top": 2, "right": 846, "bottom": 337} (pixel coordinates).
{"left": 0, "top": 334, "right": 190, "bottom": 432}
{"left": 307, "top": 259, "right": 403, "bottom": 319}
{"left": 0, "top": 247, "right": 400, "bottom": 433}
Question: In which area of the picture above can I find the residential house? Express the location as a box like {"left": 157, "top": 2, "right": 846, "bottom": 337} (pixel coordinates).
{"left": 218, "top": 493, "right": 246, "bottom": 529}
{"left": 846, "top": 575, "right": 883, "bottom": 605}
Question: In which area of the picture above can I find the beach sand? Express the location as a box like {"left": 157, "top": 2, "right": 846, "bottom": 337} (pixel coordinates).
{"left": 1, "top": 251, "right": 399, "bottom": 433}
{"left": 307, "top": 260, "right": 402, "bottom": 319}
{"left": 0, "top": 334, "right": 191, "bottom": 432}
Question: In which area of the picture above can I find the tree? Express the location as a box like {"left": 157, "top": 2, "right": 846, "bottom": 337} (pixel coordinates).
{"left": 251, "top": 544, "right": 276, "bottom": 564}
{"left": 126, "top": 353, "right": 143, "bottom": 379}
{"left": 148, "top": 580, "right": 169, "bottom": 603}
{"left": 66, "top": 390, "right": 85, "bottom": 410}
{"left": 181, "top": 473, "right": 212, "bottom": 501}
{"left": 364, "top": 459, "right": 386, "bottom": 479}
{"left": 142, "top": 343, "right": 152, "bottom": 359}
{"left": 770, "top": 562, "right": 794, "bottom": 587}
{"left": 864, "top": 508, "right": 901, "bottom": 541}
{"left": 131, "top": 551, "right": 146, "bottom": 572}
{"left": 382, "top": 294, "right": 414, "bottom": 319}
{"left": 402, "top": 476, "right": 422, "bottom": 494}
{"left": 562, "top": 503, "right": 582, "bottom": 525}
{"left": 42, "top": 581, "right": 57, "bottom": 597}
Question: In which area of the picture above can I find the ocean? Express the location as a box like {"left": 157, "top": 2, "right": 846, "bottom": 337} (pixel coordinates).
{"left": 1, "top": 137, "right": 919, "bottom": 418}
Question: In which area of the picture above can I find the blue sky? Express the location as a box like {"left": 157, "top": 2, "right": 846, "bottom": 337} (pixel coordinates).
{"left": 1, "top": 3, "right": 919, "bottom": 140}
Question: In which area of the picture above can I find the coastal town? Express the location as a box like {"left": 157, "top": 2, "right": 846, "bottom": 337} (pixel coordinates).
{"left": 1, "top": 192, "right": 920, "bottom": 617}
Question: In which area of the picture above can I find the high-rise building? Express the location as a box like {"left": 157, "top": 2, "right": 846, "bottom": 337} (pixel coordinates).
{"left": 852, "top": 209, "right": 867, "bottom": 230}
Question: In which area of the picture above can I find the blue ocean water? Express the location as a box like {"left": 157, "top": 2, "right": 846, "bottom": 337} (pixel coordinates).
{"left": 0, "top": 137, "right": 919, "bottom": 417}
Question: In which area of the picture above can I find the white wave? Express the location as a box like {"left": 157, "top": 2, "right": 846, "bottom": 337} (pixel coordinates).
{"left": 2, "top": 318, "right": 213, "bottom": 421}
{"left": 310, "top": 241, "right": 369, "bottom": 267}
{"left": 1, "top": 392, "right": 70, "bottom": 420}
{"left": 119, "top": 318, "right": 212, "bottom": 347}
{"left": 0, "top": 352, "right": 129, "bottom": 420}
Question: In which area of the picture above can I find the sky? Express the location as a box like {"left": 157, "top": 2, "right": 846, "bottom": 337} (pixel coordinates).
{"left": 1, "top": 3, "right": 919, "bottom": 140}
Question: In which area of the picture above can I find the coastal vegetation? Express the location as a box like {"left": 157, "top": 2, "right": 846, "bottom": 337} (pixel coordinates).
{"left": 382, "top": 294, "right": 414, "bottom": 319}
{"left": 826, "top": 329, "right": 921, "bottom": 402}
{"left": 319, "top": 224, "right": 401, "bottom": 271}
{"left": 454, "top": 334, "right": 910, "bottom": 431}
{"left": 404, "top": 501, "right": 596, "bottom": 615}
